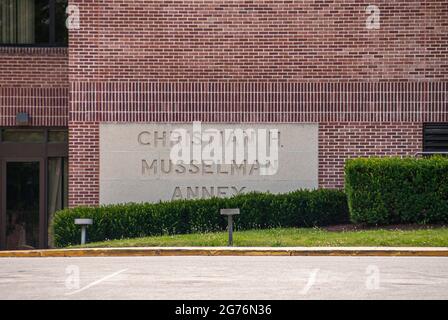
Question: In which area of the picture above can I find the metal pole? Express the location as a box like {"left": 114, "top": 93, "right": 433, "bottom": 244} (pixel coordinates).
{"left": 81, "top": 226, "right": 87, "bottom": 245}
{"left": 228, "top": 215, "right": 233, "bottom": 246}
{"left": 220, "top": 208, "right": 239, "bottom": 247}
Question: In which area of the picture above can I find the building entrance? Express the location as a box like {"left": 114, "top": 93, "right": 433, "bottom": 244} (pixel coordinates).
{"left": 0, "top": 128, "right": 68, "bottom": 250}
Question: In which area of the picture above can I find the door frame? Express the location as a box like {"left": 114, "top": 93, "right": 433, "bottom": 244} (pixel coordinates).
{"left": 0, "top": 127, "right": 68, "bottom": 250}
{"left": 0, "top": 159, "right": 45, "bottom": 250}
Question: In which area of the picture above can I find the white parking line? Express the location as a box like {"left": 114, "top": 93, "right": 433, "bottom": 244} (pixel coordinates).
{"left": 65, "top": 269, "right": 128, "bottom": 296}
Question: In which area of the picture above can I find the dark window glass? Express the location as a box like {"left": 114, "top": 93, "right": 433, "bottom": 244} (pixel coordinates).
{"left": 48, "top": 129, "right": 68, "bottom": 142}
{"left": 34, "top": 0, "right": 50, "bottom": 44}
{"left": 423, "top": 124, "right": 448, "bottom": 153}
{"left": 54, "top": 0, "right": 67, "bottom": 45}
{"left": 2, "top": 129, "right": 45, "bottom": 143}
{"left": 0, "top": 0, "right": 67, "bottom": 46}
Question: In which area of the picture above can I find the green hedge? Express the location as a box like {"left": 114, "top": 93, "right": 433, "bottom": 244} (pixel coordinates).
{"left": 345, "top": 156, "right": 448, "bottom": 225}
{"left": 52, "top": 189, "right": 349, "bottom": 247}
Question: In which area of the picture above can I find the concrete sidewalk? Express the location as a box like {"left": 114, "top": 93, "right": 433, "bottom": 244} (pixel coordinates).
{"left": 1, "top": 246, "right": 448, "bottom": 257}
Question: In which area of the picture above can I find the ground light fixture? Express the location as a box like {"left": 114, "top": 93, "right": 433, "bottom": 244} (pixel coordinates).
{"left": 220, "top": 208, "right": 240, "bottom": 246}
{"left": 74, "top": 219, "right": 94, "bottom": 245}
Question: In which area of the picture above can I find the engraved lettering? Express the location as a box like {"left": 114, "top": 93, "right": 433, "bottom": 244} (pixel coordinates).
{"left": 154, "top": 131, "right": 167, "bottom": 147}
{"left": 142, "top": 159, "right": 157, "bottom": 175}
{"left": 172, "top": 187, "right": 182, "bottom": 200}
{"left": 138, "top": 131, "right": 151, "bottom": 145}
{"left": 217, "top": 186, "right": 229, "bottom": 197}
{"left": 161, "top": 159, "right": 172, "bottom": 174}
{"left": 231, "top": 186, "right": 246, "bottom": 195}
{"left": 187, "top": 187, "right": 199, "bottom": 199}
{"left": 201, "top": 186, "right": 214, "bottom": 198}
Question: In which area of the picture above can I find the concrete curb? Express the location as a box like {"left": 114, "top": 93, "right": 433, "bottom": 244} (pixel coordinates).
{"left": 1, "top": 247, "right": 448, "bottom": 257}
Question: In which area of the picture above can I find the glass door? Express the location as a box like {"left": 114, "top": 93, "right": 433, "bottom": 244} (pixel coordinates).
{"left": 47, "top": 157, "right": 68, "bottom": 247}
{"left": 3, "top": 161, "right": 43, "bottom": 250}
{"left": 0, "top": 128, "right": 68, "bottom": 250}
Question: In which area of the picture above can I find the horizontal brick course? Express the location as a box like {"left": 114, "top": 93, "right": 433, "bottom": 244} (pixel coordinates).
{"left": 0, "top": 87, "right": 69, "bottom": 126}
{"left": 70, "top": 81, "right": 447, "bottom": 123}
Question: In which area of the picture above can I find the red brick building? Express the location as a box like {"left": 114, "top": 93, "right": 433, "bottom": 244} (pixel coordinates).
{"left": 0, "top": 0, "right": 447, "bottom": 249}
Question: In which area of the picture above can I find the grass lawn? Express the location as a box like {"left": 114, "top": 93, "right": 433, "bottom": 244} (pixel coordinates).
{"left": 74, "top": 226, "right": 448, "bottom": 248}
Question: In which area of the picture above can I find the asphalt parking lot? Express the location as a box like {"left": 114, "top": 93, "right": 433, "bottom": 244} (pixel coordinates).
{"left": 1, "top": 256, "right": 448, "bottom": 300}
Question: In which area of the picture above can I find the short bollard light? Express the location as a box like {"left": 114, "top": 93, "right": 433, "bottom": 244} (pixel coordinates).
{"left": 74, "top": 219, "right": 93, "bottom": 245}
{"left": 220, "top": 208, "right": 240, "bottom": 246}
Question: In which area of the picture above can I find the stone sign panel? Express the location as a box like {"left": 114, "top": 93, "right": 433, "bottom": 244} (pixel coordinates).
{"left": 100, "top": 123, "right": 318, "bottom": 204}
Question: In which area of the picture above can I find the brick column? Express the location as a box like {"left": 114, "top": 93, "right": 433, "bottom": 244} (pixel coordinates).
{"left": 68, "top": 121, "right": 100, "bottom": 207}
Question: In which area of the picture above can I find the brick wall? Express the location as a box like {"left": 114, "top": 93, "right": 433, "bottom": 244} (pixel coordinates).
{"left": 69, "top": 0, "right": 448, "bottom": 81}
{"left": 68, "top": 121, "right": 100, "bottom": 207}
{"left": 68, "top": 1, "right": 447, "bottom": 124}
{"left": 0, "top": 47, "right": 68, "bottom": 88}
{"left": 0, "top": 48, "right": 69, "bottom": 126}
{"left": 65, "top": 0, "right": 446, "bottom": 206}
{"left": 319, "top": 122, "right": 423, "bottom": 189}
{"left": 0, "top": 1, "right": 443, "bottom": 205}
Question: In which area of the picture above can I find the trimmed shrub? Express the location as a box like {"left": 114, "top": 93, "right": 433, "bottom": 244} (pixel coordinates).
{"left": 52, "top": 189, "right": 348, "bottom": 247}
{"left": 345, "top": 156, "right": 448, "bottom": 225}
